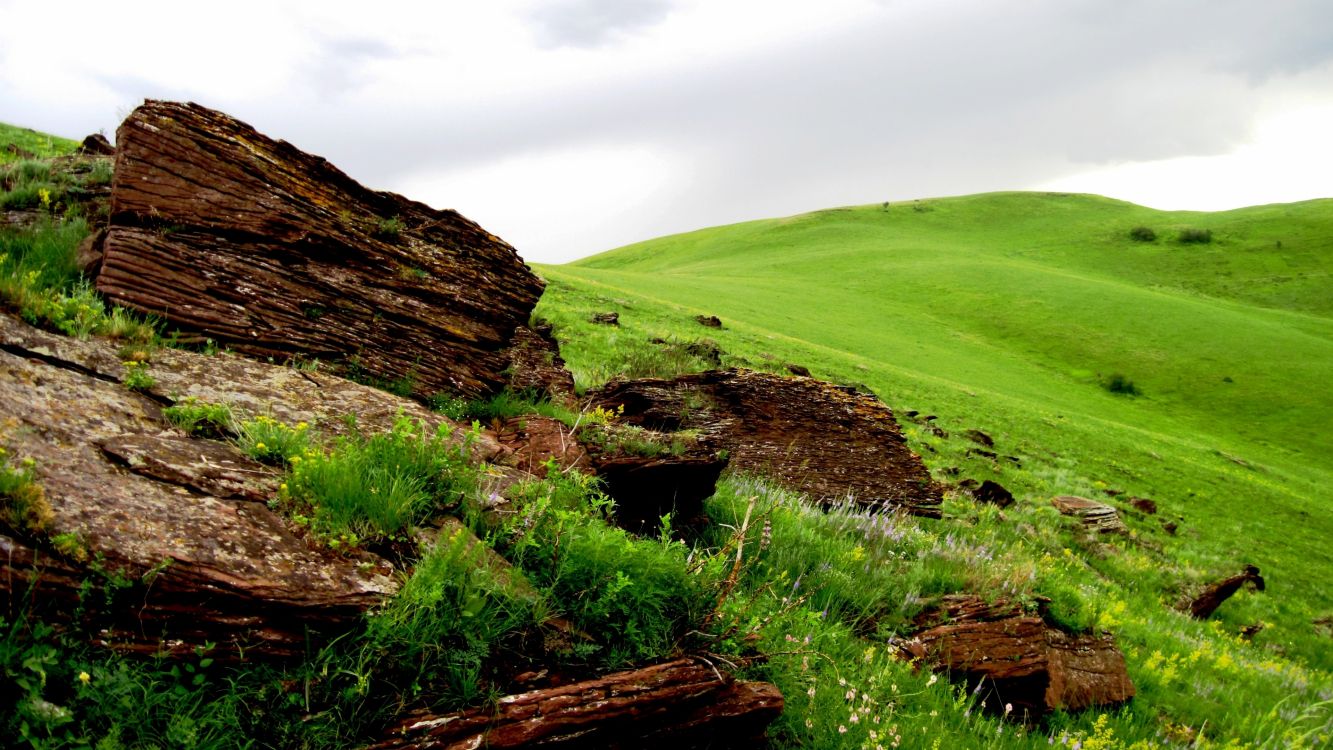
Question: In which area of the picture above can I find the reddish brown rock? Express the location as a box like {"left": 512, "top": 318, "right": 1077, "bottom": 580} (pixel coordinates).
{"left": 899, "top": 595, "right": 1134, "bottom": 718}
{"left": 1052, "top": 495, "right": 1127, "bottom": 534}
{"left": 368, "top": 658, "right": 784, "bottom": 750}
{"left": 502, "top": 323, "right": 577, "bottom": 403}
{"left": 94, "top": 100, "right": 543, "bottom": 398}
{"left": 1189, "top": 565, "right": 1265, "bottom": 620}
{"left": 0, "top": 312, "right": 516, "bottom": 660}
{"left": 77, "top": 132, "right": 116, "bottom": 155}
{"left": 496, "top": 416, "right": 590, "bottom": 477}
{"left": 587, "top": 369, "right": 942, "bottom": 517}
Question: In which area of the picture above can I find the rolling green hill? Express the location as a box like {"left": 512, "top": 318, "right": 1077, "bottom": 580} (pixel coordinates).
{"left": 533, "top": 192, "right": 1333, "bottom": 742}
{"left": 0, "top": 121, "right": 79, "bottom": 163}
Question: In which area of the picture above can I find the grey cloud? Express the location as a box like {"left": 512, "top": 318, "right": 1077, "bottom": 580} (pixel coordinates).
{"left": 528, "top": 0, "right": 674, "bottom": 49}
{"left": 299, "top": 34, "right": 400, "bottom": 98}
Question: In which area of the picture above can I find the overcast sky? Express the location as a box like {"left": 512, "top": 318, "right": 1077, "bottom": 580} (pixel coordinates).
{"left": 3, "top": 0, "right": 1332, "bottom": 263}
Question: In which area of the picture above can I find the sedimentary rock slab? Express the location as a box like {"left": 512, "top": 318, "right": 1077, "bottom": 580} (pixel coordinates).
{"left": 0, "top": 313, "right": 519, "bottom": 659}
{"left": 898, "top": 595, "right": 1134, "bottom": 718}
{"left": 95, "top": 100, "right": 543, "bottom": 398}
{"left": 369, "top": 658, "right": 784, "bottom": 750}
{"left": 1052, "top": 495, "right": 1128, "bottom": 534}
{"left": 588, "top": 369, "right": 942, "bottom": 517}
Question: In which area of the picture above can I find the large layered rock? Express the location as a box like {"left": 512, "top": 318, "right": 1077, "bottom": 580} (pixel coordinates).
{"left": 587, "top": 369, "right": 942, "bottom": 517}
{"left": 0, "top": 314, "right": 513, "bottom": 659}
{"left": 93, "top": 100, "right": 543, "bottom": 398}
{"left": 369, "top": 658, "right": 784, "bottom": 750}
{"left": 897, "top": 595, "right": 1135, "bottom": 718}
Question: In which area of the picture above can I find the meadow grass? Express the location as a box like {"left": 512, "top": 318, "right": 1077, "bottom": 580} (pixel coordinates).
{"left": 0, "top": 122, "right": 79, "bottom": 164}
{"left": 533, "top": 191, "right": 1333, "bottom": 746}
{"left": 2, "top": 135, "right": 1329, "bottom": 746}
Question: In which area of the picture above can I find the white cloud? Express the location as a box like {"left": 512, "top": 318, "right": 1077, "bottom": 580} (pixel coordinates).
{"left": 2, "top": 0, "right": 1330, "bottom": 261}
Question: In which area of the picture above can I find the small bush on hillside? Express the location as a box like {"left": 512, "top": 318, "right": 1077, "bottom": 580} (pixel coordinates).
{"left": 1102, "top": 373, "right": 1141, "bottom": 396}
{"left": 1128, "top": 226, "right": 1157, "bottom": 242}
{"left": 1178, "top": 227, "right": 1213, "bottom": 244}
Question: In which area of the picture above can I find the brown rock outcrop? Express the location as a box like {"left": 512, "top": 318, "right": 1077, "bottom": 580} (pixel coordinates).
{"left": 368, "top": 658, "right": 784, "bottom": 750}
{"left": 0, "top": 313, "right": 513, "bottom": 660}
{"left": 898, "top": 595, "right": 1134, "bottom": 718}
{"left": 93, "top": 100, "right": 543, "bottom": 398}
{"left": 587, "top": 369, "right": 942, "bottom": 517}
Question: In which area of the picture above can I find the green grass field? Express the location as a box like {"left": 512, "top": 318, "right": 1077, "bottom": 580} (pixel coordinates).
{"left": 533, "top": 191, "right": 1333, "bottom": 745}
{"left": 4, "top": 120, "right": 1330, "bottom": 747}
{"left": 0, "top": 121, "right": 78, "bottom": 164}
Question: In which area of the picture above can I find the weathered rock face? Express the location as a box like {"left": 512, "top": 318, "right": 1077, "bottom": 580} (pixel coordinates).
{"left": 502, "top": 324, "right": 577, "bottom": 403}
{"left": 588, "top": 369, "right": 942, "bottom": 517}
{"left": 93, "top": 100, "right": 543, "bottom": 398}
{"left": 369, "top": 658, "right": 784, "bottom": 750}
{"left": 0, "top": 313, "right": 514, "bottom": 660}
{"left": 898, "top": 596, "right": 1135, "bottom": 718}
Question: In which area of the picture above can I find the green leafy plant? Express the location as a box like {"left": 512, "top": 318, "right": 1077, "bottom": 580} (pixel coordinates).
{"left": 1128, "top": 226, "right": 1156, "bottom": 242}
{"left": 121, "top": 361, "right": 155, "bottom": 392}
{"left": 236, "top": 415, "right": 311, "bottom": 466}
{"left": 1102, "top": 372, "right": 1141, "bottom": 396}
{"left": 372, "top": 216, "right": 404, "bottom": 240}
{"left": 1178, "top": 227, "right": 1213, "bottom": 244}
{"left": 163, "top": 398, "right": 235, "bottom": 438}
{"left": 0, "top": 448, "right": 51, "bottom": 533}
{"left": 278, "top": 415, "right": 476, "bottom": 543}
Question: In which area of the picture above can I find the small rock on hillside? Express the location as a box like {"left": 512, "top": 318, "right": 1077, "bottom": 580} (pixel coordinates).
{"left": 1052, "top": 495, "right": 1128, "bottom": 534}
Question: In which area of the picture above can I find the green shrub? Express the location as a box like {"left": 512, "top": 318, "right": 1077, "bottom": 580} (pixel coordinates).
{"left": 361, "top": 524, "right": 542, "bottom": 707}
{"left": 121, "top": 361, "right": 155, "bottom": 392}
{"left": 372, "top": 216, "right": 403, "bottom": 240}
{"left": 163, "top": 398, "right": 235, "bottom": 438}
{"left": 433, "top": 388, "right": 582, "bottom": 426}
{"left": 281, "top": 415, "right": 476, "bottom": 543}
{"left": 0, "top": 449, "right": 51, "bottom": 533}
{"left": 1128, "top": 226, "right": 1156, "bottom": 242}
{"left": 1102, "top": 372, "right": 1141, "bottom": 396}
{"left": 236, "top": 415, "right": 311, "bottom": 466}
{"left": 1178, "top": 227, "right": 1213, "bottom": 244}
{"left": 491, "top": 471, "right": 711, "bottom": 667}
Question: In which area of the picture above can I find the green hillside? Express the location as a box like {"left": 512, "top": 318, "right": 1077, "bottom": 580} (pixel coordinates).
{"left": 533, "top": 192, "right": 1333, "bottom": 745}
{"left": 0, "top": 121, "right": 79, "bottom": 163}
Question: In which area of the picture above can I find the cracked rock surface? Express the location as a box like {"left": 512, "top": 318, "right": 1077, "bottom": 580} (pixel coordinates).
{"left": 0, "top": 313, "right": 508, "bottom": 660}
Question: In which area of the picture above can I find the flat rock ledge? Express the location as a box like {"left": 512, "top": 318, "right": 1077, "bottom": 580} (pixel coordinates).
{"left": 93, "top": 100, "right": 544, "bottom": 398}
{"left": 0, "top": 313, "right": 505, "bottom": 660}
{"left": 897, "top": 595, "right": 1135, "bottom": 719}
{"left": 588, "top": 369, "right": 942, "bottom": 517}
{"left": 368, "top": 657, "right": 784, "bottom": 750}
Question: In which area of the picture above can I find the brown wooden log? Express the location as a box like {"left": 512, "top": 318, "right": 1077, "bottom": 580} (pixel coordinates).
{"left": 96, "top": 100, "right": 543, "bottom": 398}
{"left": 369, "top": 657, "right": 783, "bottom": 749}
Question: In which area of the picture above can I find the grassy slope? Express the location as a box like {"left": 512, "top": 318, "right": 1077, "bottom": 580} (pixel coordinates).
{"left": 0, "top": 121, "right": 79, "bottom": 163}
{"left": 535, "top": 192, "right": 1333, "bottom": 702}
